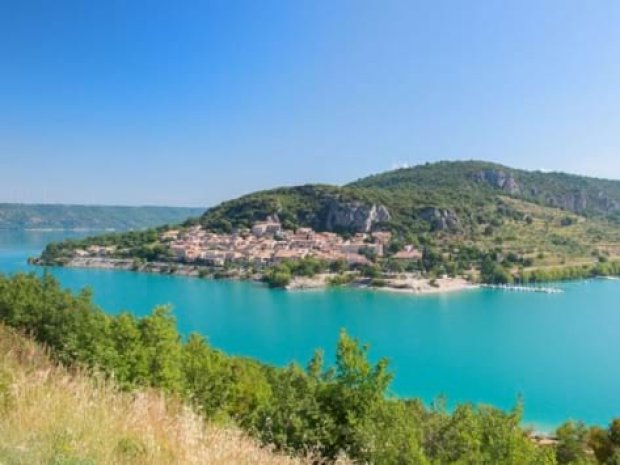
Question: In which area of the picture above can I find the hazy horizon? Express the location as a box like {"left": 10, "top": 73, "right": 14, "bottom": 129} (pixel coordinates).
{"left": 2, "top": 158, "right": 620, "bottom": 208}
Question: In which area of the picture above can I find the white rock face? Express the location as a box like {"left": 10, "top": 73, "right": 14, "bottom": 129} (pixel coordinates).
{"left": 419, "top": 207, "right": 460, "bottom": 231}
{"left": 474, "top": 169, "right": 521, "bottom": 195}
{"left": 325, "top": 201, "right": 391, "bottom": 233}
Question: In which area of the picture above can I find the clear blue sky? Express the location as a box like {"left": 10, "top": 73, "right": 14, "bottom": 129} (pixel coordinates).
{"left": 1, "top": 1, "right": 619, "bottom": 207}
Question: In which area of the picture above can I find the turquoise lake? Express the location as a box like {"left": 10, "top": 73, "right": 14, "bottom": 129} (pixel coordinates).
{"left": 1, "top": 230, "right": 619, "bottom": 431}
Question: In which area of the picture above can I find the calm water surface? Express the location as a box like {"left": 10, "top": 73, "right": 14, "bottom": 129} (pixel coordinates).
{"left": 1, "top": 230, "right": 619, "bottom": 430}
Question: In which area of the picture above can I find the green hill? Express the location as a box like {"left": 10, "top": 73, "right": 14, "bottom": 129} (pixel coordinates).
{"left": 38, "top": 161, "right": 620, "bottom": 283}
{"left": 0, "top": 203, "right": 204, "bottom": 230}
{"left": 349, "top": 160, "right": 620, "bottom": 219}
{"left": 196, "top": 162, "right": 620, "bottom": 267}
{"left": 199, "top": 160, "right": 620, "bottom": 236}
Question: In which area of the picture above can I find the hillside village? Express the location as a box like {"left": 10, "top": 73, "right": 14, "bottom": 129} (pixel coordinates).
{"left": 164, "top": 217, "right": 423, "bottom": 267}
{"left": 72, "top": 216, "right": 424, "bottom": 268}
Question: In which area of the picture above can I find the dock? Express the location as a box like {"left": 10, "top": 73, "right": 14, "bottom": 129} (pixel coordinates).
{"left": 481, "top": 284, "right": 563, "bottom": 294}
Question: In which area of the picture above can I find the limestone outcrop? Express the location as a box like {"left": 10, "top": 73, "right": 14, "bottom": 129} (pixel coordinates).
{"left": 473, "top": 169, "right": 521, "bottom": 195}
{"left": 325, "top": 201, "right": 391, "bottom": 233}
{"left": 419, "top": 207, "right": 460, "bottom": 232}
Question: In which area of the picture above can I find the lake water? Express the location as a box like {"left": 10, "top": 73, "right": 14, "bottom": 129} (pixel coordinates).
{"left": 1, "top": 230, "right": 619, "bottom": 431}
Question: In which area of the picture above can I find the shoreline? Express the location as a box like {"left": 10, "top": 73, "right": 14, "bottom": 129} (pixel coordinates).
{"left": 35, "top": 257, "right": 478, "bottom": 296}
{"left": 36, "top": 257, "right": 620, "bottom": 294}
{"left": 370, "top": 278, "right": 479, "bottom": 295}
{"left": 1, "top": 228, "right": 117, "bottom": 232}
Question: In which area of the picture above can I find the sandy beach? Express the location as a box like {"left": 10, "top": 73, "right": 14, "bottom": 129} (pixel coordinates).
{"left": 370, "top": 276, "right": 478, "bottom": 295}
{"left": 58, "top": 258, "right": 477, "bottom": 296}
{"left": 286, "top": 273, "right": 477, "bottom": 295}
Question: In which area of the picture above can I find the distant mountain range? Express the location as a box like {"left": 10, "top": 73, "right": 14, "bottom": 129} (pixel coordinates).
{"left": 0, "top": 203, "right": 204, "bottom": 231}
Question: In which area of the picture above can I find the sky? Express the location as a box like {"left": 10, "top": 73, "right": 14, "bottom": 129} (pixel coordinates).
{"left": 1, "top": 0, "right": 620, "bottom": 207}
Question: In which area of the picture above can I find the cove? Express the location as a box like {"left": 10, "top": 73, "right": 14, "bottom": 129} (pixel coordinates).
{"left": 1, "top": 230, "right": 619, "bottom": 431}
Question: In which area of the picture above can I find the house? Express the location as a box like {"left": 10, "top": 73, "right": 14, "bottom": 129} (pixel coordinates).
{"left": 250, "top": 252, "right": 274, "bottom": 265}
{"left": 170, "top": 243, "right": 187, "bottom": 259}
{"left": 344, "top": 253, "right": 370, "bottom": 266}
{"left": 371, "top": 231, "right": 392, "bottom": 244}
{"left": 273, "top": 249, "right": 308, "bottom": 263}
{"left": 201, "top": 250, "right": 226, "bottom": 266}
{"left": 393, "top": 246, "right": 423, "bottom": 260}
{"left": 161, "top": 230, "right": 180, "bottom": 240}
{"left": 340, "top": 242, "right": 364, "bottom": 254}
{"left": 252, "top": 221, "right": 282, "bottom": 237}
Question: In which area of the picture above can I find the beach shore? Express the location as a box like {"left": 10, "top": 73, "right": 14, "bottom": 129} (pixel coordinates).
{"left": 42, "top": 257, "right": 477, "bottom": 296}
{"left": 286, "top": 274, "right": 477, "bottom": 295}
{"left": 373, "top": 276, "right": 478, "bottom": 295}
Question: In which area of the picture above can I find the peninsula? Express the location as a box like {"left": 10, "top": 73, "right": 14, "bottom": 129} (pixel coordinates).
{"left": 36, "top": 161, "right": 620, "bottom": 290}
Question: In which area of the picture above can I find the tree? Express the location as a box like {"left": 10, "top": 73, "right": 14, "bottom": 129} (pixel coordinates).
{"left": 139, "top": 306, "right": 183, "bottom": 391}
{"left": 110, "top": 312, "right": 149, "bottom": 387}
{"left": 481, "top": 258, "right": 514, "bottom": 284}
{"left": 318, "top": 330, "right": 393, "bottom": 458}
{"left": 555, "top": 421, "right": 594, "bottom": 464}
{"left": 182, "top": 333, "right": 232, "bottom": 417}
{"left": 265, "top": 269, "right": 292, "bottom": 288}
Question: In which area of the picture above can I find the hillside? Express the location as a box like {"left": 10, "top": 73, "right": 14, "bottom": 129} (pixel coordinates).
{"left": 37, "top": 161, "right": 620, "bottom": 284}
{"left": 0, "top": 324, "right": 320, "bottom": 465}
{"left": 348, "top": 160, "right": 620, "bottom": 220}
{"left": 196, "top": 160, "right": 620, "bottom": 271}
{"left": 0, "top": 203, "right": 204, "bottom": 230}
{"left": 200, "top": 161, "right": 620, "bottom": 235}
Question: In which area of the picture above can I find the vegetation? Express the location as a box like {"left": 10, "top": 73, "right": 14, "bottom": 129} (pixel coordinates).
{"left": 37, "top": 161, "right": 620, "bottom": 285}
{"left": 519, "top": 261, "right": 620, "bottom": 283}
{"left": 0, "top": 203, "right": 203, "bottom": 230}
{"left": 0, "top": 324, "right": 326, "bottom": 465}
{"left": 348, "top": 160, "right": 620, "bottom": 220}
{"left": 40, "top": 228, "right": 175, "bottom": 265}
{"left": 263, "top": 257, "right": 329, "bottom": 288}
{"left": 197, "top": 184, "right": 378, "bottom": 233}
{"left": 198, "top": 160, "right": 620, "bottom": 241}
{"left": 1, "top": 272, "right": 619, "bottom": 464}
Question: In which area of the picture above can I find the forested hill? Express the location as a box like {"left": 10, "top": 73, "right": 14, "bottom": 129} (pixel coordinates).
{"left": 348, "top": 160, "right": 620, "bottom": 220}
{"left": 0, "top": 203, "right": 204, "bottom": 230}
{"left": 199, "top": 160, "right": 620, "bottom": 235}
{"left": 39, "top": 161, "right": 620, "bottom": 280}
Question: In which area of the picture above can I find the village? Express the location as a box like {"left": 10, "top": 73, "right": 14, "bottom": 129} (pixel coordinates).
{"left": 162, "top": 217, "right": 422, "bottom": 268}
{"left": 57, "top": 218, "right": 475, "bottom": 295}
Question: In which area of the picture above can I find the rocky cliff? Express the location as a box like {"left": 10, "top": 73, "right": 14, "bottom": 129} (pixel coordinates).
{"left": 418, "top": 207, "right": 460, "bottom": 232}
{"left": 325, "top": 201, "right": 391, "bottom": 233}
{"left": 471, "top": 167, "right": 620, "bottom": 216}
{"left": 473, "top": 169, "right": 521, "bottom": 195}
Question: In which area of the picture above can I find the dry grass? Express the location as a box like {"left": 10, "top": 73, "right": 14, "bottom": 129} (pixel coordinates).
{"left": 0, "top": 326, "right": 339, "bottom": 465}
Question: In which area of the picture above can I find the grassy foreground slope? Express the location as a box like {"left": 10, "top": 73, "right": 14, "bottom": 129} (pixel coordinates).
{"left": 0, "top": 203, "right": 204, "bottom": 230}
{"left": 0, "top": 325, "right": 325, "bottom": 465}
